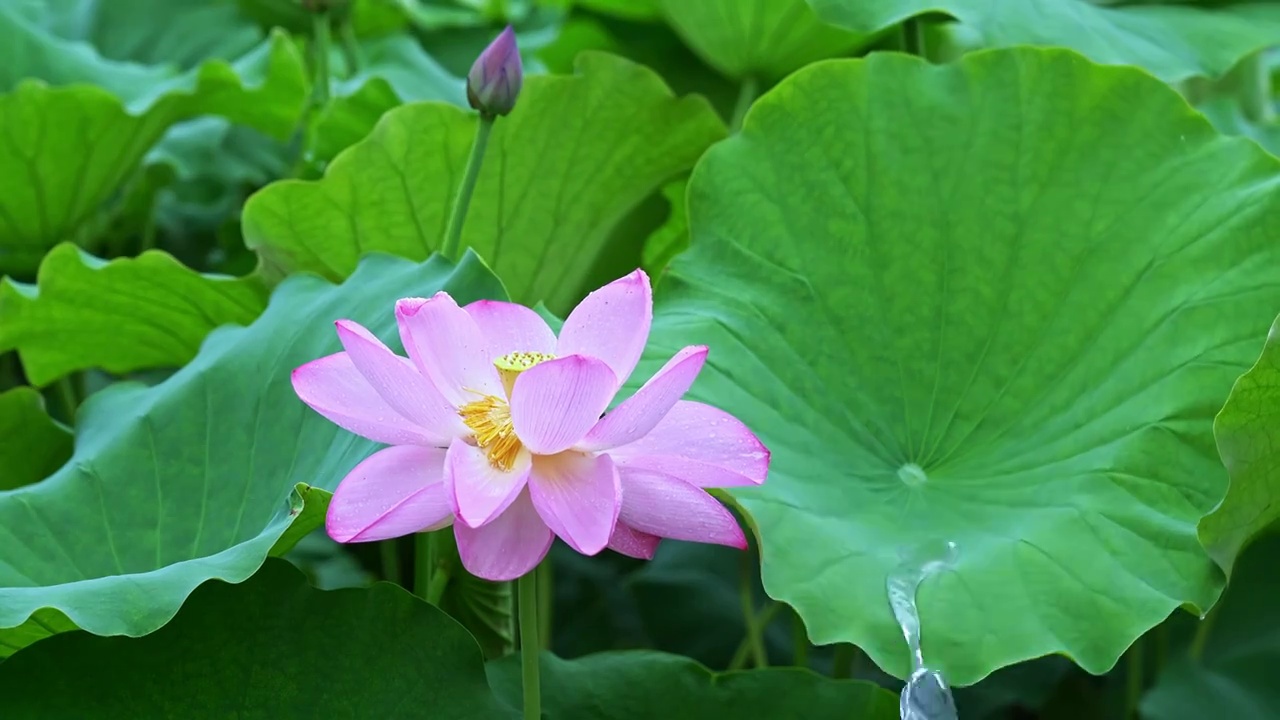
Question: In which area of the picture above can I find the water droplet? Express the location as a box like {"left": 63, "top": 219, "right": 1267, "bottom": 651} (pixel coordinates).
{"left": 898, "top": 463, "right": 928, "bottom": 487}
{"left": 887, "top": 540, "right": 959, "bottom": 720}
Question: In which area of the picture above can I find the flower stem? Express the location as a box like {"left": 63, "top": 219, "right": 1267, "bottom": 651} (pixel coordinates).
{"left": 537, "top": 560, "right": 553, "bottom": 650}
{"left": 139, "top": 195, "right": 158, "bottom": 253}
{"left": 440, "top": 116, "right": 495, "bottom": 262}
{"left": 791, "top": 608, "right": 809, "bottom": 668}
{"left": 50, "top": 376, "right": 79, "bottom": 424}
{"left": 831, "top": 643, "right": 858, "bottom": 679}
{"left": 518, "top": 568, "right": 541, "bottom": 720}
{"left": 728, "top": 637, "right": 752, "bottom": 671}
{"left": 311, "top": 10, "right": 333, "bottom": 107}
{"left": 1236, "top": 51, "right": 1274, "bottom": 124}
{"left": 1189, "top": 600, "right": 1221, "bottom": 661}
{"left": 414, "top": 531, "right": 433, "bottom": 600}
{"left": 739, "top": 551, "right": 768, "bottom": 667}
{"left": 902, "top": 17, "right": 926, "bottom": 58}
{"left": 379, "top": 539, "right": 401, "bottom": 586}
{"left": 338, "top": 19, "right": 363, "bottom": 74}
{"left": 727, "top": 602, "right": 782, "bottom": 670}
{"left": 426, "top": 562, "right": 451, "bottom": 605}
{"left": 1124, "top": 634, "right": 1145, "bottom": 719}
{"left": 1154, "top": 621, "right": 1169, "bottom": 676}
{"left": 729, "top": 75, "right": 758, "bottom": 133}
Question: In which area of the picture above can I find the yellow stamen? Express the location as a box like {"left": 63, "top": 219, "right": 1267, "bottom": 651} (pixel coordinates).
{"left": 494, "top": 351, "right": 555, "bottom": 397}
{"left": 459, "top": 395, "right": 522, "bottom": 471}
{"left": 457, "top": 351, "right": 556, "bottom": 470}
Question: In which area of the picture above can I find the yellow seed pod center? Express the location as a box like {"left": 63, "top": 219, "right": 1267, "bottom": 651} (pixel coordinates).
{"left": 494, "top": 351, "right": 555, "bottom": 397}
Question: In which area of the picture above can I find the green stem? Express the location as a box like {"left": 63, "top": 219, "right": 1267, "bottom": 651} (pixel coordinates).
{"left": 379, "top": 539, "right": 401, "bottom": 586}
{"left": 791, "top": 609, "right": 809, "bottom": 668}
{"left": 440, "top": 117, "right": 495, "bottom": 261}
{"left": 1124, "top": 635, "right": 1145, "bottom": 719}
{"left": 50, "top": 375, "right": 79, "bottom": 424}
{"left": 426, "top": 563, "right": 451, "bottom": 605}
{"left": 311, "top": 10, "right": 333, "bottom": 107}
{"left": 537, "top": 560, "right": 553, "bottom": 650}
{"left": 728, "top": 636, "right": 752, "bottom": 671}
{"left": 729, "top": 75, "right": 758, "bottom": 133}
{"left": 1237, "top": 51, "right": 1274, "bottom": 124}
{"left": 414, "top": 531, "right": 433, "bottom": 600}
{"left": 902, "top": 17, "right": 926, "bottom": 58}
{"left": 1154, "top": 622, "right": 1169, "bottom": 677}
{"left": 139, "top": 198, "right": 158, "bottom": 253}
{"left": 1189, "top": 601, "right": 1221, "bottom": 661}
{"left": 832, "top": 643, "right": 857, "bottom": 679}
{"left": 338, "top": 20, "right": 363, "bottom": 75}
{"left": 727, "top": 603, "right": 783, "bottom": 671}
{"left": 518, "top": 569, "right": 541, "bottom": 720}
{"left": 739, "top": 552, "right": 767, "bottom": 668}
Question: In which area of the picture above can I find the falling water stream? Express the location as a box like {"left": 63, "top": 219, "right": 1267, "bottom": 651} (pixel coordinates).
{"left": 887, "top": 539, "right": 960, "bottom": 720}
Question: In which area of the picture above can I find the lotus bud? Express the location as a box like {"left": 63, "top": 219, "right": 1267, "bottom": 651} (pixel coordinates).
{"left": 467, "top": 26, "right": 523, "bottom": 118}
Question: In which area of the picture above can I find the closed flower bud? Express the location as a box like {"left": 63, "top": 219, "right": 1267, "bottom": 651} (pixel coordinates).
{"left": 467, "top": 26, "right": 522, "bottom": 118}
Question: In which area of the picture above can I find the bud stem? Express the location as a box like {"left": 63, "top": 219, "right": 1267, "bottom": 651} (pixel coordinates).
{"left": 1234, "top": 51, "right": 1274, "bottom": 124}
{"left": 902, "top": 17, "right": 926, "bottom": 59}
{"left": 730, "top": 75, "right": 758, "bottom": 133}
{"left": 311, "top": 10, "right": 333, "bottom": 106}
{"left": 414, "top": 530, "right": 434, "bottom": 599}
{"left": 440, "top": 116, "right": 495, "bottom": 262}
{"left": 339, "top": 20, "right": 363, "bottom": 74}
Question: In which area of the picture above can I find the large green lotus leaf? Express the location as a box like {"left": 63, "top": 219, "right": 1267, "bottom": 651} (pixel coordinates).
{"left": 0, "top": 2, "right": 301, "bottom": 113}
{"left": 0, "top": 21, "right": 307, "bottom": 274}
{"left": 657, "top": 0, "right": 868, "bottom": 80}
{"left": 0, "top": 388, "right": 71, "bottom": 491}
{"left": 31, "top": 0, "right": 263, "bottom": 69}
{"left": 0, "top": 244, "right": 268, "bottom": 387}
{"left": 637, "top": 48, "right": 1280, "bottom": 685}
{"left": 1204, "top": 313, "right": 1280, "bottom": 568}
{"left": 487, "top": 650, "right": 899, "bottom": 719}
{"left": 0, "top": 252, "right": 506, "bottom": 657}
{"left": 0, "top": 559, "right": 515, "bottom": 719}
{"left": 538, "top": 15, "right": 740, "bottom": 121}
{"left": 0, "top": 1, "right": 163, "bottom": 98}
{"left": 243, "top": 52, "right": 725, "bottom": 313}
{"left": 807, "top": 0, "right": 1280, "bottom": 82}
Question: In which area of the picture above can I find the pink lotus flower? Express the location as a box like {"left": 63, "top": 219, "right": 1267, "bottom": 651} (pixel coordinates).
{"left": 291, "top": 270, "right": 769, "bottom": 581}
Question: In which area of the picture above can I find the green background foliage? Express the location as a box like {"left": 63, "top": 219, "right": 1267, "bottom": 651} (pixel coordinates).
{"left": 0, "top": 253, "right": 503, "bottom": 656}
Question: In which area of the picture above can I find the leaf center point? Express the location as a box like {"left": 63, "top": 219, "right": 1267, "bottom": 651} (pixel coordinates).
{"left": 898, "top": 463, "right": 928, "bottom": 488}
